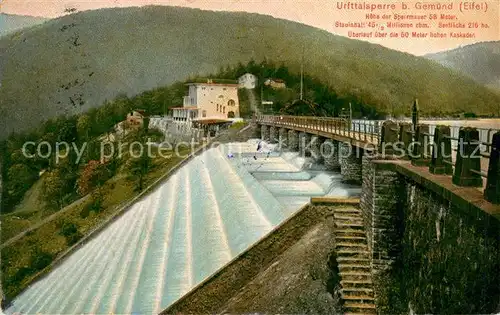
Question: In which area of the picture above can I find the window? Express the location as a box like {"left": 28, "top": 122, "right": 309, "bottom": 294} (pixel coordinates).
{"left": 223, "top": 88, "right": 227, "bottom": 91}
{"left": 228, "top": 99, "right": 235, "bottom": 107}
{"left": 223, "top": 106, "right": 226, "bottom": 114}
{"left": 228, "top": 111, "right": 235, "bottom": 118}
{"left": 202, "top": 110, "right": 207, "bottom": 118}
{"left": 217, "top": 104, "right": 219, "bottom": 111}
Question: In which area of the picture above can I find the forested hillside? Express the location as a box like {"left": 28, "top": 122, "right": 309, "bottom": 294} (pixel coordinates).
{"left": 1, "top": 6, "right": 500, "bottom": 138}
{"left": 425, "top": 41, "right": 500, "bottom": 90}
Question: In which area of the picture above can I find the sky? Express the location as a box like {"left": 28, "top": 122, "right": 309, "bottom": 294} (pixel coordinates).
{"left": 1, "top": 0, "right": 498, "bottom": 55}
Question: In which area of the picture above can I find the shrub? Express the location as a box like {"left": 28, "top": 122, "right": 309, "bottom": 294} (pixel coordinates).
{"left": 80, "top": 204, "right": 91, "bottom": 218}
{"left": 59, "top": 222, "right": 78, "bottom": 237}
{"left": 230, "top": 121, "right": 248, "bottom": 130}
{"left": 58, "top": 221, "right": 84, "bottom": 246}
{"left": 11, "top": 267, "right": 33, "bottom": 284}
{"left": 31, "top": 251, "right": 54, "bottom": 271}
{"left": 66, "top": 232, "right": 83, "bottom": 246}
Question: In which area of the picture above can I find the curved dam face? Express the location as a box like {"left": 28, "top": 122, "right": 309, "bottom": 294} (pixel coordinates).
{"left": 6, "top": 139, "right": 359, "bottom": 314}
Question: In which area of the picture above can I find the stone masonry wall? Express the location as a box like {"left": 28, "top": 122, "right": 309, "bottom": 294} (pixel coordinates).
{"left": 396, "top": 182, "right": 500, "bottom": 314}
{"left": 339, "top": 142, "right": 362, "bottom": 184}
{"left": 360, "top": 157, "right": 374, "bottom": 257}
{"left": 298, "top": 132, "right": 311, "bottom": 156}
{"left": 279, "top": 128, "right": 288, "bottom": 151}
{"left": 288, "top": 130, "right": 299, "bottom": 151}
{"left": 260, "top": 125, "right": 269, "bottom": 142}
{"left": 322, "top": 139, "right": 340, "bottom": 170}
{"left": 310, "top": 136, "right": 323, "bottom": 164}
{"left": 362, "top": 159, "right": 500, "bottom": 314}
{"left": 360, "top": 159, "right": 405, "bottom": 271}
{"left": 269, "top": 126, "right": 278, "bottom": 144}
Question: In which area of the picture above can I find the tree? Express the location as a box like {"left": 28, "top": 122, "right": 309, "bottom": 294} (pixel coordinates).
{"left": 95, "top": 103, "right": 115, "bottom": 135}
{"left": 128, "top": 153, "right": 150, "bottom": 191}
{"left": 110, "top": 94, "right": 132, "bottom": 121}
{"left": 6, "top": 163, "right": 39, "bottom": 209}
{"left": 76, "top": 160, "right": 109, "bottom": 196}
{"left": 57, "top": 118, "right": 77, "bottom": 143}
{"left": 42, "top": 169, "right": 66, "bottom": 209}
{"left": 59, "top": 222, "right": 82, "bottom": 246}
{"left": 127, "top": 129, "right": 151, "bottom": 192}
{"left": 76, "top": 114, "right": 91, "bottom": 141}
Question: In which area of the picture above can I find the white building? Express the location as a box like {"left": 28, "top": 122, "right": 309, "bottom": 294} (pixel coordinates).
{"left": 172, "top": 80, "right": 240, "bottom": 122}
{"left": 238, "top": 73, "right": 258, "bottom": 89}
{"left": 264, "top": 78, "right": 286, "bottom": 89}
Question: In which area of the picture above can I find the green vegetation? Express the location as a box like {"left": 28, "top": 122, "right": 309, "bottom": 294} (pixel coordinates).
{"left": 1, "top": 140, "right": 196, "bottom": 303}
{"left": 0, "top": 81, "right": 197, "bottom": 302}
{"left": 1, "top": 6, "right": 500, "bottom": 137}
{"left": 230, "top": 121, "right": 249, "bottom": 130}
{"left": 218, "top": 60, "right": 380, "bottom": 118}
{"left": 59, "top": 221, "right": 83, "bottom": 246}
{"left": 425, "top": 41, "right": 500, "bottom": 91}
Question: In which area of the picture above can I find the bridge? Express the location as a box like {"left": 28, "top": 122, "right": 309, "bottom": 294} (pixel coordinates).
{"left": 163, "top": 115, "right": 500, "bottom": 314}
{"left": 255, "top": 114, "right": 499, "bottom": 204}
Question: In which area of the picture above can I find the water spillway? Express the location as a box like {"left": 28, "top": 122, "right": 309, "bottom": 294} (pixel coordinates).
{"left": 6, "top": 139, "right": 359, "bottom": 314}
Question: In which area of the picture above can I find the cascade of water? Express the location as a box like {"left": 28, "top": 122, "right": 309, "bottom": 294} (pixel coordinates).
{"left": 123, "top": 182, "right": 174, "bottom": 314}
{"left": 152, "top": 174, "right": 180, "bottom": 314}
{"left": 162, "top": 168, "right": 194, "bottom": 306}
{"left": 203, "top": 149, "right": 273, "bottom": 253}
{"left": 82, "top": 198, "right": 154, "bottom": 314}
{"left": 29, "top": 207, "right": 137, "bottom": 314}
{"left": 71, "top": 197, "right": 155, "bottom": 314}
{"left": 88, "top": 197, "right": 158, "bottom": 314}
{"left": 6, "top": 139, "right": 360, "bottom": 314}
{"left": 190, "top": 155, "right": 232, "bottom": 284}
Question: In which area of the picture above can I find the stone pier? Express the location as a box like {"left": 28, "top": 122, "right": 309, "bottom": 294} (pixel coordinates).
{"left": 269, "top": 126, "right": 278, "bottom": 144}
{"left": 339, "top": 142, "right": 363, "bottom": 183}
{"left": 279, "top": 128, "right": 288, "bottom": 150}
{"left": 288, "top": 130, "right": 299, "bottom": 151}
{"left": 298, "top": 132, "right": 311, "bottom": 156}
{"left": 322, "top": 139, "right": 340, "bottom": 170}
{"left": 360, "top": 158, "right": 404, "bottom": 270}
{"left": 261, "top": 125, "right": 270, "bottom": 142}
{"left": 309, "top": 136, "right": 323, "bottom": 163}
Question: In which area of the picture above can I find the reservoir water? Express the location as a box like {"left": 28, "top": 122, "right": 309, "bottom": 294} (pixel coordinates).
{"left": 6, "top": 139, "right": 360, "bottom": 314}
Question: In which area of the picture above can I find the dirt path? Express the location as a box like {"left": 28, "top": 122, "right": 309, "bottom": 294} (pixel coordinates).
{"left": 0, "top": 195, "right": 90, "bottom": 249}
{"left": 245, "top": 88, "right": 261, "bottom": 115}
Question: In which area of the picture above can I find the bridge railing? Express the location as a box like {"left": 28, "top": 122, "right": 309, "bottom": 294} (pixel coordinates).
{"left": 255, "top": 115, "right": 380, "bottom": 144}
{"left": 380, "top": 120, "right": 500, "bottom": 204}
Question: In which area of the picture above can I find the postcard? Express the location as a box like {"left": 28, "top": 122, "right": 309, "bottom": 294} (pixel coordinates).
{"left": 0, "top": 1, "right": 499, "bottom": 314}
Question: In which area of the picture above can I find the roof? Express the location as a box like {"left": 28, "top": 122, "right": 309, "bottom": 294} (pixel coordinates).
{"left": 186, "top": 82, "right": 239, "bottom": 87}
{"left": 239, "top": 73, "right": 257, "bottom": 77}
{"left": 193, "top": 118, "right": 232, "bottom": 125}
{"left": 132, "top": 109, "right": 147, "bottom": 116}
{"left": 170, "top": 106, "right": 198, "bottom": 110}
{"left": 267, "top": 78, "right": 285, "bottom": 83}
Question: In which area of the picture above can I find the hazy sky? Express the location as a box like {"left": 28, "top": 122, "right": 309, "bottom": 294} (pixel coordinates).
{"left": 1, "top": 0, "right": 498, "bottom": 55}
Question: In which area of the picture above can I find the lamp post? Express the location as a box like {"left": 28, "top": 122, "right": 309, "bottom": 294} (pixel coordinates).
{"left": 412, "top": 98, "right": 419, "bottom": 143}
{"left": 412, "top": 99, "right": 419, "bottom": 130}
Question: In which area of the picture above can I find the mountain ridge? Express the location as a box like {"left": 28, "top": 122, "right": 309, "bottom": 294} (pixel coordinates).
{"left": 1, "top": 6, "right": 499, "bottom": 137}
{"left": 425, "top": 41, "right": 500, "bottom": 90}
{"left": 0, "top": 13, "right": 48, "bottom": 38}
